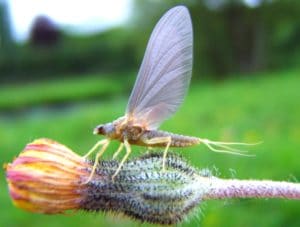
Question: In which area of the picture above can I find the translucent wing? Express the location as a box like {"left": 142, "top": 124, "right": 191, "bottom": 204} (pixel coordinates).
{"left": 126, "top": 6, "right": 193, "bottom": 129}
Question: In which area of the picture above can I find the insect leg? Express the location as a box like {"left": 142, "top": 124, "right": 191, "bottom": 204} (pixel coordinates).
{"left": 83, "top": 139, "right": 110, "bottom": 184}
{"left": 112, "top": 143, "right": 124, "bottom": 160}
{"left": 111, "top": 139, "right": 131, "bottom": 180}
{"left": 83, "top": 139, "right": 108, "bottom": 159}
{"left": 142, "top": 136, "right": 171, "bottom": 171}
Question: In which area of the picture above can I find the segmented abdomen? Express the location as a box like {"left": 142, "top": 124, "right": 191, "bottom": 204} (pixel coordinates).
{"left": 140, "top": 130, "right": 200, "bottom": 147}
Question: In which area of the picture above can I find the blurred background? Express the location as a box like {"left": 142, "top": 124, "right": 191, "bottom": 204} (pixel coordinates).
{"left": 1, "top": 0, "right": 299, "bottom": 226}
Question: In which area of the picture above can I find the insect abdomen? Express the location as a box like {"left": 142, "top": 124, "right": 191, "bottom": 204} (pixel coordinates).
{"left": 141, "top": 130, "right": 200, "bottom": 147}
{"left": 169, "top": 133, "right": 200, "bottom": 147}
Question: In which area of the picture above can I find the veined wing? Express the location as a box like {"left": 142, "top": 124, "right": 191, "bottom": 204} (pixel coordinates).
{"left": 126, "top": 6, "right": 193, "bottom": 129}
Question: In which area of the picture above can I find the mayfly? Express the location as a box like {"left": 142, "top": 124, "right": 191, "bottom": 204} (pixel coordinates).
{"left": 84, "top": 6, "right": 252, "bottom": 182}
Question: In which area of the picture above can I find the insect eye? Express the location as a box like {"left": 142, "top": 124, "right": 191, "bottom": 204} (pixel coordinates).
{"left": 93, "top": 125, "right": 105, "bottom": 135}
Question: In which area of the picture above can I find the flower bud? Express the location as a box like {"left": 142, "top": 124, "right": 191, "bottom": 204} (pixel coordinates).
{"left": 5, "top": 138, "right": 89, "bottom": 214}
{"left": 5, "top": 138, "right": 206, "bottom": 224}
{"left": 82, "top": 153, "right": 206, "bottom": 225}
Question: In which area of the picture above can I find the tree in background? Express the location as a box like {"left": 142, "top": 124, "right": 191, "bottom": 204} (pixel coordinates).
{"left": 0, "top": 1, "right": 13, "bottom": 56}
{"left": 1, "top": 0, "right": 300, "bottom": 82}
{"left": 29, "top": 15, "right": 61, "bottom": 47}
{"left": 131, "top": 0, "right": 300, "bottom": 79}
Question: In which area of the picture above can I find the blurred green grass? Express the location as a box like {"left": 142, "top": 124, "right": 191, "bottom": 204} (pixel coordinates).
{"left": 1, "top": 70, "right": 300, "bottom": 227}
{"left": 0, "top": 72, "right": 132, "bottom": 111}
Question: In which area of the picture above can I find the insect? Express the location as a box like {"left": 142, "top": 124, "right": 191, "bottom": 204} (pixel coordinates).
{"left": 84, "top": 6, "right": 252, "bottom": 182}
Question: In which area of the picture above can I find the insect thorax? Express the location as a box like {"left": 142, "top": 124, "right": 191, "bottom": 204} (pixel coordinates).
{"left": 112, "top": 116, "right": 144, "bottom": 142}
{"left": 123, "top": 125, "right": 144, "bottom": 141}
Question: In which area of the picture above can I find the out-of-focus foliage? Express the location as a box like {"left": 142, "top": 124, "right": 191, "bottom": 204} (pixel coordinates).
{"left": 0, "top": 72, "right": 130, "bottom": 111}
{"left": 0, "top": 26, "right": 137, "bottom": 82}
{"left": 131, "top": 0, "right": 300, "bottom": 78}
{"left": 1, "top": 0, "right": 300, "bottom": 82}
{"left": 29, "top": 16, "right": 61, "bottom": 47}
{"left": 0, "top": 1, "right": 13, "bottom": 58}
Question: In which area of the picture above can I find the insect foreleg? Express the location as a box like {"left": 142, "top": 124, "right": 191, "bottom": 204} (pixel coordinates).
{"left": 83, "top": 139, "right": 109, "bottom": 159}
{"left": 142, "top": 136, "right": 172, "bottom": 171}
{"left": 112, "top": 139, "right": 131, "bottom": 180}
{"left": 83, "top": 139, "right": 110, "bottom": 184}
{"left": 112, "top": 143, "right": 124, "bottom": 160}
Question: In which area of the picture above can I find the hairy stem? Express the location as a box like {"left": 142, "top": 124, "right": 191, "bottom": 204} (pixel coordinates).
{"left": 200, "top": 178, "right": 300, "bottom": 200}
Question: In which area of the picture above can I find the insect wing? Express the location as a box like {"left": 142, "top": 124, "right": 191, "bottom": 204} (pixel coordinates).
{"left": 126, "top": 6, "right": 193, "bottom": 129}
